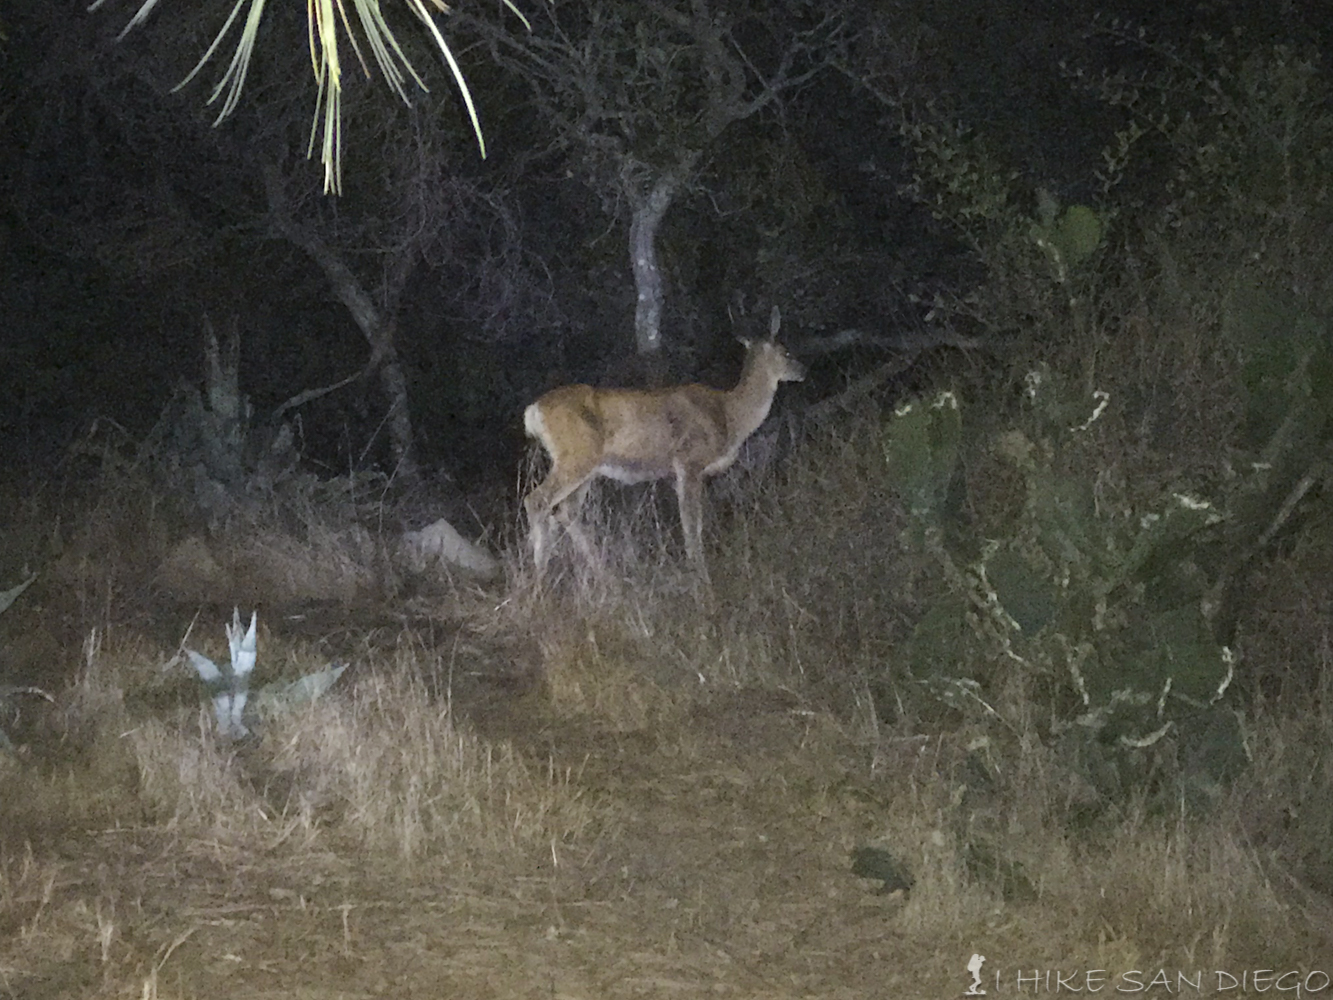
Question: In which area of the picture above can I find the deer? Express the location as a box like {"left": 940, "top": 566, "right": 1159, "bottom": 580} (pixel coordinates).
{"left": 523, "top": 307, "right": 805, "bottom": 584}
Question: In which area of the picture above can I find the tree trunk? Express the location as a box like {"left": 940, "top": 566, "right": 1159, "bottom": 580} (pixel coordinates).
{"left": 626, "top": 151, "right": 700, "bottom": 357}
{"left": 374, "top": 331, "right": 418, "bottom": 478}
{"left": 261, "top": 164, "right": 419, "bottom": 475}
{"left": 305, "top": 245, "right": 418, "bottom": 476}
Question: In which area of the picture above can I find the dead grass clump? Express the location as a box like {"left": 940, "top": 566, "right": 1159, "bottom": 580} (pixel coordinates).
{"left": 506, "top": 568, "right": 810, "bottom": 732}
{"left": 0, "top": 645, "right": 147, "bottom": 850}
{"left": 162, "top": 475, "right": 397, "bottom": 606}
{"left": 46, "top": 473, "right": 175, "bottom": 603}
{"left": 37, "top": 455, "right": 408, "bottom": 613}
{"left": 0, "top": 847, "right": 94, "bottom": 998}
{"left": 850, "top": 722, "right": 1318, "bottom": 975}
{"left": 264, "top": 664, "right": 600, "bottom": 860}
{"left": 716, "top": 407, "right": 926, "bottom": 696}
{"left": 223, "top": 523, "right": 380, "bottom": 605}
{"left": 1066, "top": 819, "right": 1299, "bottom": 968}
{"left": 535, "top": 619, "right": 689, "bottom": 730}
{"left": 508, "top": 481, "right": 687, "bottom": 601}
{"left": 1230, "top": 690, "right": 1333, "bottom": 898}
{"left": 128, "top": 717, "right": 275, "bottom": 835}
{"left": 503, "top": 476, "right": 810, "bottom": 721}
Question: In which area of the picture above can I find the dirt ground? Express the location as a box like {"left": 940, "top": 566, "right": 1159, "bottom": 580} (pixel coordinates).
{"left": 5, "top": 680, "right": 950, "bottom": 999}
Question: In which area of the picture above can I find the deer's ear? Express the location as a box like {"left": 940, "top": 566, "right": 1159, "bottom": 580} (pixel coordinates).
{"left": 737, "top": 337, "right": 753, "bottom": 349}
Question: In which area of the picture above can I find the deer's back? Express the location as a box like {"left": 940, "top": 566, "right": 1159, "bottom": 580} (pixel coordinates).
{"left": 527, "top": 383, "right": 732, "bottom": 481}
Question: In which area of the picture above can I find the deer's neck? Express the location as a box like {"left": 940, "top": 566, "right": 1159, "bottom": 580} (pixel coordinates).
{"left": 724, "top": 360, "right": 781, "bottom": 440}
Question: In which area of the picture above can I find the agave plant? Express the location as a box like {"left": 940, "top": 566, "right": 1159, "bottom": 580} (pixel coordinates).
{"left": 185, "top": 608, "right": 258, "bottom": 739}
{"left": 186, "top": 608, "right": 346, "bottom": 739}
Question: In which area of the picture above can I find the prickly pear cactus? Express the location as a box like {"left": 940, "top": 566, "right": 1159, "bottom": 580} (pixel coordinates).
{"left": 1031, "top": 192, "right": 1106, "bottom": 274}
{"left": 882, "top": 391, "right": 961, "bottom": 525}
{"left": 886, "top": 370, "right": 1250, "bottom": 811}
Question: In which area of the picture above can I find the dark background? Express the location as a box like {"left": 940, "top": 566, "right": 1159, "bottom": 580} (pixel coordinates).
{"left": 0, "top": 0, "right": 1324, "bottom": 510}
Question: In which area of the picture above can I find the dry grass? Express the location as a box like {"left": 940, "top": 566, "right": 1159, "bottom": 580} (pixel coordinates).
{"left": 264, "top": 666, "right": 599, "bottom": 858}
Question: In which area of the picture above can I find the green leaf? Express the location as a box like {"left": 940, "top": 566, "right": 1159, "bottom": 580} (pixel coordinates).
{"left": 986, "top": 548, "right": 1060, "bottom": 635}
{"left": 884, "top": 392, "right": 962, "bottom": 519}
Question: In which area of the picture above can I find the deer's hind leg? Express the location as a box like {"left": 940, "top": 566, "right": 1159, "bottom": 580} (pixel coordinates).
{"left": 673, "top": 462, "right": 710, "bottom": 585}
{"left": 527, "top": 474, "right": 596, "bottom": 575}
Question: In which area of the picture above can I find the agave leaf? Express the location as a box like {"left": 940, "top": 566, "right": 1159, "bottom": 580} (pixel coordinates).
{"left": 185, "top": 649, "right": 224, "bottom": 687}
{"left": 211, "top": 689, "right": 250, "bottom": 739}
{"left": 0, "top": 573, "right": 36, "bottom": 615}
{"left": 253, "top": 664, "right": 348, "bottom": 717}
{"left": 226, "top": 609, "right": 258, "bottom": 680}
